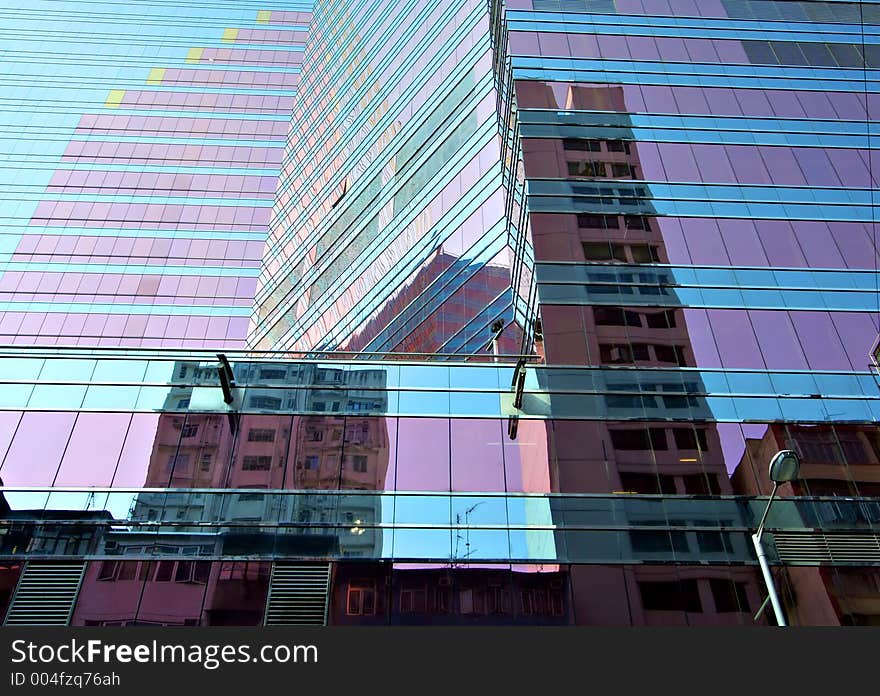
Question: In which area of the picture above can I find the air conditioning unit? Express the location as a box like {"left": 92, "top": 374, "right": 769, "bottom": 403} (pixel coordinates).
{"left": 534, "top": 318, "right": 544, "bottom": 341}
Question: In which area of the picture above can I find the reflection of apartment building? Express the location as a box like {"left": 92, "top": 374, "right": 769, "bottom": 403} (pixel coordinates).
{"left": 71, "top": 363, "right": 390, "bottom": 626}
{"left": 733, "top": 424, "right": 880, "bottom": 625}
{"left": 525, "top": 82, "right": 762, "bottom": 624}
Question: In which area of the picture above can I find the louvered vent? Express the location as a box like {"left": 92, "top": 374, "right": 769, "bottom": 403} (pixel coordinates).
{"left": 4, "top": 562, "right": 86, "bottom": 626}
{"left": 772, "top": 532, "right": 880, "bottom": 565}
{"left": 264, "top": 563, "right": 331, "bottom": 626}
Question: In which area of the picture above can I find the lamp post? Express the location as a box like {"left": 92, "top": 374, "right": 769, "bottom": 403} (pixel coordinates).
{"left": 752, "top": 449, "right": 800, "bottom": 627}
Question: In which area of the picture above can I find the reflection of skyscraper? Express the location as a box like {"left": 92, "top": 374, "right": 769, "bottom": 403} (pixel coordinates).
{"left": 72, "top": 361, "right": 389, "bottom": 626}
{"left": 521, "top": 81, "right": 763, "bottom": 623}
{"left": 342, "top": 252, "right": 521, "bottom": 357}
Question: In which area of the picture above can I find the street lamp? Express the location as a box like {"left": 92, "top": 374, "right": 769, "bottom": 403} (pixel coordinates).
{"left": 753, "top": 449, "right": 800, "bottom": 627}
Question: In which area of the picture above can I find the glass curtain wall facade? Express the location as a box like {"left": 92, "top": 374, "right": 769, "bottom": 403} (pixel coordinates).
{"left": 0, "top": 0, "right": 312, "bottom": 349}
{"left": 1, "top": 0, "right": 880, "bottom": 627}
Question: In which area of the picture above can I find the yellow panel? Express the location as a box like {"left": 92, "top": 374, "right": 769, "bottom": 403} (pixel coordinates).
{"left": 185, "top": 47, "right": 204, "bottom": 64}
{"left": 256, "top": 10, "right": 271, "bottom": 24}
{"left": 104, "top": 90, "right": 125, "bottom": 108}
{"left": 146, "top": 68, "right": 166, "bottom": 86}
{"left": 221, "top": 28, "right": 239, "bottom": 43}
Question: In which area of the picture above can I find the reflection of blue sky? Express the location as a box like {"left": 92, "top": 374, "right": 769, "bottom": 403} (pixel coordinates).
{"left": 380, "top": 494, "right": 557, "bottom": 562}
{"left": 4, "top": 490, "right": 136, "bottom": 520}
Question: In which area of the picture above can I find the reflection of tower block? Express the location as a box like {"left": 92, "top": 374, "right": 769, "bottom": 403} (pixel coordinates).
{"left": 291, "top": 416, "right": 389, "bottom": 491}
{"left": 229, "top": 415, "right": 290, "bottom": 488}
{"left": 145, "top": 414, "right": 236, "bottom": 488}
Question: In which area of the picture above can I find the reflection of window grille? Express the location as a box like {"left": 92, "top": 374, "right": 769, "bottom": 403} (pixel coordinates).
{"left": 242, "top": 455, "right": 272, "bottom": 471}
{"left": 352, "top": 455, "right": 368, "bottom": 473}
{"left": 167, "top": 453, "right": 191, "bottom": 471}
{"left": 247, "top": 428, "right": 276, "bottom": 442}
{"left": 249, "top": 395, "right": 281, "bottom": 410}
{"left": 97, "top": 560, "right": 209, "bottom": 585}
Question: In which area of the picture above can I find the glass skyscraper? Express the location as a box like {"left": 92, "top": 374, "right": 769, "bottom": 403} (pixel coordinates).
{"left": 2, "top": 0, "right": 880, "bottom": 626}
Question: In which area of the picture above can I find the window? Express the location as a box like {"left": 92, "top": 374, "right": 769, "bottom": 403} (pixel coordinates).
{"left": 639, "top": 580, "right": 702, "bottom": 612}
{"left": 606, "top": 139, "right": 630, "bottom": 154}
{"left": 672, "top": 428, "right": 709, "bottom": 451}
{"left": 308, "top": 429, "right": 324, "bottom": 442}
{"left": 600, "top": 344, "right": 633, "bottom": 364}
{"left": 682, "top": 474, "right": 721, "bottom": 495}
{"left": 609, "top": 428, "right": 668, "bottom": 451}
{"left": 583, "top": 242, "right": 627, "bottom": 262}
{"left": 645, "top": 310, "right": 676, "bottom": 329}
{"left": 351, "top": 455, "right": 368, "bottom": 473}
{"left": 710, "top": 579, "right": 750, "bottom": 613}
{"left": 173, "top": 561, "right": 210, "bottom": 584}
{"left": 247, "top": 428, "right": 276, "bottom": 442}
{"left": 139, "top": 562, "right": 154, "bottom": 582}
{"left": 174, "top": 561, "right": 194, "bottom": 583}
{"left": 563, "top": 138, "right": 601, "bottom": 152}
{"left": 577, "top": 213, "right": 619, "bottom": 229}
{"left": 458, "top": 588, "right": 481, "bottom": 615}
{"left": 154, "top": 561, "right": 175, "bottom": 582}
{"left": 301, "top": 455, "right": 319, "bottom": 470}
{"left": 167, "top": 453, "right": 190, "bottom": 471}
{"left": 599, "top": 343, "right": 650, "bottom": 365}
{"left": 400, "top": 586, "right": 428, "bottom": 613}
{"left": 176, "top": 398, "right": 191, "bottom": 409}
{"left": 259, "top": 369, "right": 287, "bottom": 380}
{"left": 630, "top": 531, "right": 689, "bottom": 553}
{"left": 611, "top": 163, "right": 635, "bottom": 178}
{"left": 117, "top": 562, "right": 137, "bottom": 581}
{"left": 249, "top": 395, "right": 281, "bottom": 410}
{"left": 181, "top": 423, "right": 199, "bottom": 438}
{"left": 97, "top": 561, "right": 119, "bottom": 581}
{"left": 199, "top": 452, "right": 213, "bottom": 472}
{"left": 242, "top": 455, "right": 272, "bottom": 471}
{"left": 593, "top": 307, "right": 641, "bottom": 327}
{"left": 838, "top": 434, "right": 870, "bottom": 464}
{"left": 624, "top": 215, "right": 650, "bottom": 231}
{"left": 567, "top": 160, "right": 606, "bottom": 177}
{"left": 520, "top": 586, "right": 565, "bottom": 617}
{"left": 654, "top": 344, "right": 687, "bottom": 366}
{"left": 619, "top": 472, "right": 676, "bottom": 494}
{"left": 630, "top": 244, "right": 661, "bottom": 263}
{"left": 347, "top": 580, "right": 376, "bottom": 616}
{"left": 697, "top": 532, "right": 734, "bottom": 554}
